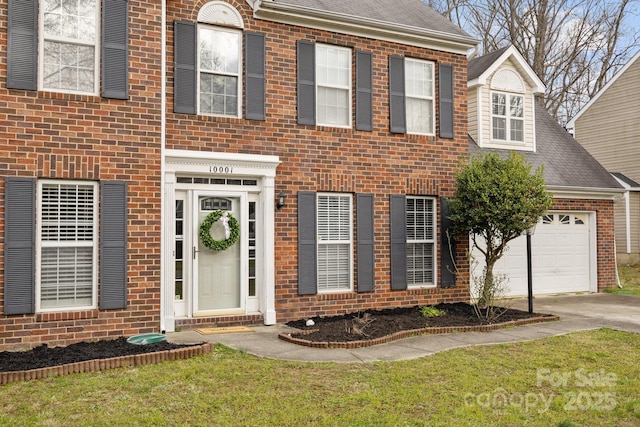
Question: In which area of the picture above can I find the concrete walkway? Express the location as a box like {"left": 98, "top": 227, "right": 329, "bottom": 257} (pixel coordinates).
{"left": 166, "top": 293, "right": 640, "bottom": 363}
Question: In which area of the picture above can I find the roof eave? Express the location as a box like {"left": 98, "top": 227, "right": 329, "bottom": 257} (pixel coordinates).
{"left": 548, "top": 185, "right": 624, "bottom": 201}
{"left": 253, "top": 1, "right": 478, "bottom": 55}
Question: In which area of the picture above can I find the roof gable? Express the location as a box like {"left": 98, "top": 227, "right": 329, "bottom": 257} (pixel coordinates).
{"left": 468, "top": 45, "right": 545, "bottom": 94}
{"left": 567, "top": 49, "right": 640, "bottom": 129}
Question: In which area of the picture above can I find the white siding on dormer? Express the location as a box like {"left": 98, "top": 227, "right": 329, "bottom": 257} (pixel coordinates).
{"left": 474, "top": 58, "right": 536, "bottom": 152}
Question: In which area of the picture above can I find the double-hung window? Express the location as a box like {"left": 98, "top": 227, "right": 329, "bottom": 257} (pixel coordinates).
{"left": 317, "top": 193, "right": 353, "bottom": 291}
{"left": 492, "top": 92, "right": 524, "bottom": 142}
{"left": 41, "top": 0, "right": 100, "bottom": 94}
{"left": 198, "top": 25, "right": 242, "bottom": 117}
{"left": 316, "top": 44, "right": 352, "bottom": 127}
{"left": 406, "top": 197, "right": 436, "bottom": 287}
{"left": 405, "top": 58, "right": 435, "bottom": 135}
{"left": 37, "top": 181, "right": 98, "bottom": 310}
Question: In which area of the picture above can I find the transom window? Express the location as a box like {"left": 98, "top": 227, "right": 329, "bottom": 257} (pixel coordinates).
{"left": 316, "top": 193, "right": 353, "bottom": 291}
{"left": 316, "top": 44, "right": 352, "bottom": 127}
{"left": 406, "top": 197, "right": 436, "bottom": 287}
{"left": 37, "top": 181, "right": 98, "bottom": 310}
{"left": 492, "top": 92, "right": 524, "bottom": 142}
{"left": 198, "top": 25, "right": 242, "bottom": 117}
{"left": 405, "top": 58, "right": 435, "bottom": 135}
{"left": 41, "top": 0, "right": 100, "bottom": 94}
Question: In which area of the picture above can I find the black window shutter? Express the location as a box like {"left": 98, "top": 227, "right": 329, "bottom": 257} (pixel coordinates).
{"left": 174, "top": 20, "right": 197, "bottom": 114}
{"left": 245, "top": 32, "right": 266, "bottom": 121}
{"left": 389, "top": 56, "right": 406, "bottom": 134}
{"left": 297, "top": 40, "right": 316, "bottom": 125}
{"left": 4, "top": 177, "right": 36, "bottom": 315}
{"left": 100, "top": 181, "right": 128, "bottom": 309}
{"left": 356, "top": 50, "right": 373, "bottom": 131}
{"left": 440, "top": 197, "right": 457, "bottom": 288}
{"left": 356, "top": 194, "right": 375, "bottom": 292}
{"left": 439, "top": 64, "right": 454, "bottom": 139}
{"left": 390, "top": 194, "right": 407, "bottom": 290}
{"left": 7, "top": 0, "right": 38, "bottom": 90}
{"left": 102, "top": 0, "right": 129, "bottom": 99}
{"left": 298, "top": 191, "right": 317, "bottom": 295}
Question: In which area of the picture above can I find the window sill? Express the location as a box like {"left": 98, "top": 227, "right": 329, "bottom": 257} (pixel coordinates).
{"left": 36, "top": 310, "right": 100, "bottom": 322}
{"left": 406, "top": 287, "right": 438, "bottom": 295}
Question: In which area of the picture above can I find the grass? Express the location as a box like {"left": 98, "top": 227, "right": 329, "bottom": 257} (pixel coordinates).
{"left": 606, "top": 264, "right": 640, "bottom": 295}
{"left": 1, "top": 329, "right": 639, "bottom": 426}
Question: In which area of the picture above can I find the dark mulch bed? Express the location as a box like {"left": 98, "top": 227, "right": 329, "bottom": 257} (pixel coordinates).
{"left": 287, "top": 302, "right": 544, "bottom": 343}
{"left": 0, "top": 337, "right": 198, "bottom": 373}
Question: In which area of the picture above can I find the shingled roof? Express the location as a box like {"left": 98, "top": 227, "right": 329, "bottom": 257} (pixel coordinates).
{"left": 270, "top": 0, "right": 471, "bottom": 38}
{"left": 469, "top": 102, "right": 622, "bottom": 191}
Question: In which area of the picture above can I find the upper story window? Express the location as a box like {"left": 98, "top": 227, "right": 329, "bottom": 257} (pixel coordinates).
{"left": 492, "top": 92, "right": 524, "bottom": 142}
{"left": 198, "top": 25, "right": 242, "bottom": 117}
{"left": 40, "top": 0, "right": 100, "bottom": 95}
{"left": 405, "top": 58, "right": 435, "bottom": 135}
{"left": 316, "top": 44, "right": 352, "bottom": 127}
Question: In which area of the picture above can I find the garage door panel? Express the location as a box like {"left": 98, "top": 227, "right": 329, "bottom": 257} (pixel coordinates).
{"left": 471, "top": 211, "right": 592, "bottom": 297}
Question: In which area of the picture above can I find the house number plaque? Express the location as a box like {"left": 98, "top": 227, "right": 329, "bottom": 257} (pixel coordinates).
{"left": 209, "top": 165, "right": 234, "bottom": 174}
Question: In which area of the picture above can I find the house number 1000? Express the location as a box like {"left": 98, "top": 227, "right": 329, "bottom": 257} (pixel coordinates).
{"left": 209, "top": 165, "right": 233, "bottom": 174}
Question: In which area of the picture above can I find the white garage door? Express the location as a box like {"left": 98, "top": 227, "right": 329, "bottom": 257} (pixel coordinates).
{"left": 471, "top": 212, "right": 594, "bottom": 297}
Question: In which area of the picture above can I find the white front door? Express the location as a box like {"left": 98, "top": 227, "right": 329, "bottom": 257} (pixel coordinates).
{"left": 195, "top": 193, "right": 243, "bottom": 314}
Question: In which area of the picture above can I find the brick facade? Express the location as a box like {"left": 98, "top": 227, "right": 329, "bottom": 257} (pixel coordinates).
{"left": 0, "top": 1, "right": 163, "bottom": 350}
{"left": 167, "top": 0, "right": 471, "bottom": 324}
{"left": 0, "top": 0, "right": 618, "bottom": 351}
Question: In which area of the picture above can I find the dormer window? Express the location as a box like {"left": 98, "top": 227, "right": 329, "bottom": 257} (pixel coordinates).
{"left": 492, "top": 92, "right": 524, "bottom": 142}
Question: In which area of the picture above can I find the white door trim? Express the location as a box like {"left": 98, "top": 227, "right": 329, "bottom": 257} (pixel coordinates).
{"left": 162, "top": 150, "right": 280, "bottom": 332}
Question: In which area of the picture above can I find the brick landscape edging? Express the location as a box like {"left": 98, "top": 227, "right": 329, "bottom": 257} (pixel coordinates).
{"left": 0, "top": 342, "right": 213, "bottom": 385}
{"left": 279, "top": 315, "right": 561, "bottom": 349}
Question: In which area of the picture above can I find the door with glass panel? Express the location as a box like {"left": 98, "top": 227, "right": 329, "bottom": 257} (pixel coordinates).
{"left": 194, "top": 193, "right": 242, "bottom": 313}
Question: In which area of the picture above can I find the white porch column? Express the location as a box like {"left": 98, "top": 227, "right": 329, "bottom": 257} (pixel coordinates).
{"left": 161, "top": 173, "right": 176, "bottom": 332}
{"left": 262, "top": 176, "right": 277, "bottom": 325}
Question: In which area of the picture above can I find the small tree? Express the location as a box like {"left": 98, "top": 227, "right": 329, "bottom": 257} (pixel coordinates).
{"left": 448, "top": 152, "right": 553, "bottom": 312}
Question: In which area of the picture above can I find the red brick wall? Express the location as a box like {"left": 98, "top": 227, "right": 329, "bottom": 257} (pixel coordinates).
{"left": 167, "top": 1, "right": 471, "bottom": 323}
{"left": 0, "top": 1, "right": 163, "bottom": 350}
{"left": 551, "top": 198, "right": 617, "bottom": 292}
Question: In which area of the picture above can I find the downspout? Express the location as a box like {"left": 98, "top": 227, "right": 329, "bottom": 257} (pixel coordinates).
{"left": 160, "top": 0, "right": 167, "bottom": 332}
{"left": 625, "top": 189, "right": 631, "bottom": 254}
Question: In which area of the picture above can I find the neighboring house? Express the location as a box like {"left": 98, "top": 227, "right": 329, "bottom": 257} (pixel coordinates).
{"left": 467, "top": 46, "right": 623, "bottom": 297}
{"left": 567, "top": 51, "right": 640, "bottom": 264}
{"left": 0, "top": 0, "right": 478, "bottom": 350}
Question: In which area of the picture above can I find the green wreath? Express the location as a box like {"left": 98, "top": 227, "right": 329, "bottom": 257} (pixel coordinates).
{"left": 199, "top": 210, "right": 240, "bottom": 251}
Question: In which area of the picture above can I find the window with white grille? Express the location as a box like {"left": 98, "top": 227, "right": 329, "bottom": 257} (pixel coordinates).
{"left": 316, "top": 44, "right": 352, "bottom": 127}
{"left": 38, "top": 181, "right": 98, "bottom": 310}
{"left": 41, "top": 0, "right": 100, "bottom": 94}
{"left": 406, "top": 197, "right": 436, "bottom": 287}
{"left": 492, "top": 92, "right": 524, "bottom": 142}
{"left": 405, "top": 58, "right": 435, "bottom": 135}
{"left": 317, "top": 193, "right": 353, "bottom": 291}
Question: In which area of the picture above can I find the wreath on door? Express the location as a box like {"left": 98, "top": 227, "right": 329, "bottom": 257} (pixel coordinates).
{"left": 199, "top": 210, "right": 240, "bottom": 251}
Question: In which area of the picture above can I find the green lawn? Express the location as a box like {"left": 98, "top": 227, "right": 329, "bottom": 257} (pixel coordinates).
{"left": 1, "top": 329, "right": 639, "bottom": 426}
{"left": 607, "top": 264, "right": 640, "bottom": 296}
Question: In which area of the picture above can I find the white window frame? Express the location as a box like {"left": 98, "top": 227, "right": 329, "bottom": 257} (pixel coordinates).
{"left": 36, "top": 180, "right": 99, "bottom": 312}
{"left": 197, "top": 24, "right": 243, "bottom": 118}
{"left": 316, "top": 193, "right": 353, "bottom": 292}
{"left": 491, "top": 91, "right": 524, "bottom": 143}
{"left": 405, "top": 58, "right": 435, "bottom": 136}
{"left": 406, "top": 196, "right": 436, "bottom": 288}
{"left": 316, "top": 44, "right": 352, "bottom": 128}
{"left": 39, "top": 0, "right": 100, "bottom": 95}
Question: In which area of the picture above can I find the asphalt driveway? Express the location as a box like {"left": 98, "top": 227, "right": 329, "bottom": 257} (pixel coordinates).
{"left": 509, "top": 293, "right": 640, "bottom": 334}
